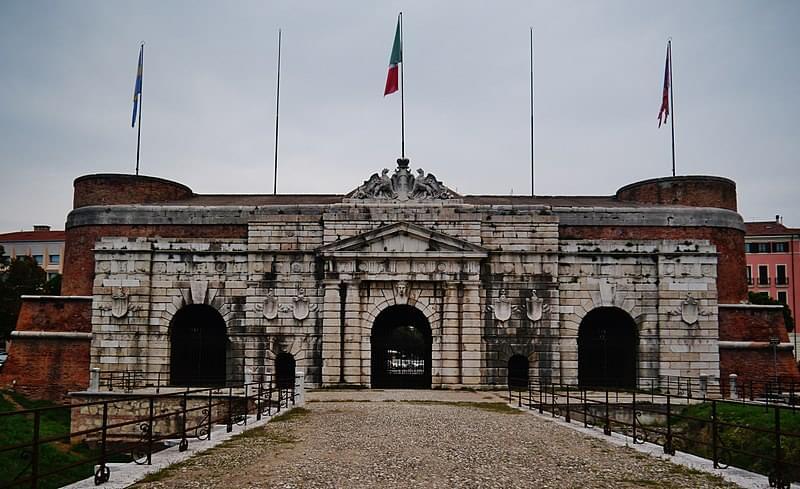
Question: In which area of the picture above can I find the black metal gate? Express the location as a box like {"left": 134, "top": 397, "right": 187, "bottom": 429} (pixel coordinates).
{"left": 578, "top": 307, "right": 638, "bottom": 389}
{"left": 371, "top": 305, "right": 432, "bottom": 389}
{"left": 170, "top": 305, "right": 227, "bottom": 386}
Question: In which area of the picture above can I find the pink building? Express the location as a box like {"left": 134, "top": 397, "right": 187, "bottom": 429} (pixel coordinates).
{"left": 745, "top": 218, "right": 800, "bottom": 316}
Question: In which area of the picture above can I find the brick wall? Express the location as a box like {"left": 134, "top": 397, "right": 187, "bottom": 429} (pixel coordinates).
{"left": 62, "top": 225, "right": 248, "bottom": 295}
{"left": 560, "top": 226, "right": 746, "bottom": 304}
{"left": 73, "top": 174, "right": 193, "bottom": 208}
{"left": 616, "top": 176, "right": 737, "bottom": 211}
{"left": 0, "top": 338, "right": 90, "bottom": 401}
{"left": 0, "top": 297, "right": 92, "bottom": 401}
{"left": 719, "top": 305, "right": 800, "bottom": 385}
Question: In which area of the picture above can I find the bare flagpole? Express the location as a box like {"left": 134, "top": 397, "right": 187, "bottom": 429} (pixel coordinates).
{"left": 668, "top": 39, "right": 676, "bottom": 177}
{"left": 530, "top": 27, "right": 535, "bottom": 196}
{"left": 273, "top": 29, "right": 282, "bottom": 195}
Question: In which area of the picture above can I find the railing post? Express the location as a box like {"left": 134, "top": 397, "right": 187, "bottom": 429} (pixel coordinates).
{"left": 508, "top": 382, "right": 512, "bottom": 404}
{"left": 94, "top": 401, "right": 110, "bottom": 484}
{"left": 551, "top": 383, "right": 556, "bottom": 418}
{"left": 227, "top": 387, "right": 233, "bottom": 433}
{"left": 699, "top": 374, "right": 708, "bottom": 400}
{"left": 565, "top": 385, "right": 571, "bottom": 423}
{"left": 268, "top": 381, "right": 273, "bottom": 416}
{"left": 30, "top": 410, "right": 40, "bottom": 489}
{"left": 632, "top": 389, "right": 637, "bottom": 443}
{"left": 147, "top": 397, "right": 154, "bottom": 465}
{"left": 207, "top": 388, "right": 213, "bottom": 440}
{"left": 256, "top": 381, "right": 263, "bottom": 421}
{"left": 583, "top": 388, "right": 588, "bottom": 428}
{"left": 179, "top": 389, "right": 188, "bottom": 452}
{"left": 538, "top": 382, "right": 543, "bottom": 414}
{"left": 728, "top": 374, "right": 738, "bottom": 400}
{"left": 664, "top": 393, "right": 675, "bottom": 455}
{"left": 712, "top": 400, "right": 719, "bottom": 469}
{"left": 243, "top": 383, "right": 249, "bottom": 426}
{"left": 604, "top": 386, "right": 611, "bottom": 436}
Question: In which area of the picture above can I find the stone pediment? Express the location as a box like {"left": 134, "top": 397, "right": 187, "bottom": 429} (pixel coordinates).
{"left": 347, "top": 158, "right": 459, "bottom": 201}
{"left": 318, "top": 222, "right": 487, "bottom": 258}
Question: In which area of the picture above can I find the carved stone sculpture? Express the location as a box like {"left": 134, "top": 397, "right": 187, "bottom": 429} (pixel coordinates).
{"left": 353, "top": 159, "right": 455, "bottom": 201}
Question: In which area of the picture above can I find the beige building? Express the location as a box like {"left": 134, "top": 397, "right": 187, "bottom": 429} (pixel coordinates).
{"left": 0, "top": 225, "right": 65, "bottom": 280}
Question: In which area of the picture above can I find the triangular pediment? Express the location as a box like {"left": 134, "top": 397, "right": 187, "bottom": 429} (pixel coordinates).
{"left": 318, "top": 222, "right": 487, "bottom": 257}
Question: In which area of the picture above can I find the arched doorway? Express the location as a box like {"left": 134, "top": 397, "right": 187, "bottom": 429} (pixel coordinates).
{"left": 275, "top": 352, "right": 296, "bottom": 388}
{"left": 578, "top": 307, "right": 638, "bottom": 389}
{"left": 371, "top": 305, "right": 432, "bottom": 388}
{"left": 170, "top": 304, "right": 227, "bottom": 387}
{"left": 507, "top": 354, "right": 529, "bottom": 389}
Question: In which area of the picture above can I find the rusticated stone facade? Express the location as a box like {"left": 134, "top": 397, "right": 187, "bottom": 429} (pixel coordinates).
{"left": 5, "top": 163, "right": 797, "bottom": 399}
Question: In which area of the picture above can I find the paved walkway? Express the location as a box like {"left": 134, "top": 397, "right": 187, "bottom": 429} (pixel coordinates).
{"left": 134, "top": 390, "right": 741, "bottom": 489}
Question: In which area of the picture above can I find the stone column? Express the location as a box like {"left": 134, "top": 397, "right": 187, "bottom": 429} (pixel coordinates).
{"left": 460, "top": 283, "right": 482, "bottom": 385}
{"left": 321, "top": 281, "right": 343, "bottom": 385}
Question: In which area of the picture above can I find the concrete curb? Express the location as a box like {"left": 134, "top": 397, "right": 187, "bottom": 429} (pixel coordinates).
{"left": 509, "top": 401, "right": 794, "bottom": 489}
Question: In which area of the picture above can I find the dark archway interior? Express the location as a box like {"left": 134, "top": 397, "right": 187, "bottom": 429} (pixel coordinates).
{"left": 170, "top": 304, "right": 227, "bottom": 387}
{"left": 371, "top": 305, "right": 432, "bottom": 389}
{"left": 275, "top": 352, "right": 296, "bottom": 388}
{"left": 507, "top": 354, "right": 529, "bottom": 388}
{"left": 578, "top": 307, "right": 638, "bottom": 389}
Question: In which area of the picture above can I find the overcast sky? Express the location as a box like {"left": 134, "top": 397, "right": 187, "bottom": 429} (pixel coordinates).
{"left": 1, "top": 1, "right": 798, "bottom": 231}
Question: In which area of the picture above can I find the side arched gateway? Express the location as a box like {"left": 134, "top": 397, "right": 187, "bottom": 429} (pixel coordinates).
{"left": 507, "top": 354, "right": 529, "bottom": 388}
{"left": 371, "top": 305, "right": 432, "bottom": 388}
{"left": 170, "top": 304, "right": 228, "bottom": 387}
{"left": 578, "top": 307, "right": 638, "bottom": 389}
{"left": 275, "top": 352, "right": 296, "bottom": 388}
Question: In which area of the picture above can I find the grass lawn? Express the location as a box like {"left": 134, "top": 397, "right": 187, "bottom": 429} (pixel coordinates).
{"left": 0, "top": 391, "right": 97, "bottom": 489}
{"left": 674, "top": 402, "right": 800, "bottom": 482}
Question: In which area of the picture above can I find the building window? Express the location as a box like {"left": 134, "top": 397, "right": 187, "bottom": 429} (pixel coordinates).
{"left": 746, "top": 266, "right": 753, "bottom": 285}
{"left": 773, "top": 242, "right": 789, "bottom": 253}
{"left": 33, "top": 255, "right": 44, "bottom": 266}
{"left": 747, "top": 242, "right": 771, "bottom": 253}
{"left": 758, "top": 265, "right": 770, "bottom": 285}
{"left": 778, "top": 291, "right": 788, "bottom": 304}
{"left": 49, "top": 254, "right": 60, "bottom": 265}
{"left": 776, "top": 264, "right": 788, "bottom": 286}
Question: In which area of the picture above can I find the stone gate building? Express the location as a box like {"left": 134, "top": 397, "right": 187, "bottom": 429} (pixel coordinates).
{"left": 2, "top": 160, "right": 798, "bottom": 396}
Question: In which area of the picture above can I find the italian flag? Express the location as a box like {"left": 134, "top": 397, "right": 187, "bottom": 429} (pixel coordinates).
{"left": 384, "top": 16, "right": 402, "bottom": 96}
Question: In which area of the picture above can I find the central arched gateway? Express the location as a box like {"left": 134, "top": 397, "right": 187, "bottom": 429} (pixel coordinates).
{"left": 371, "top": 305, "right": 432, "bottom": 388}
{"left": 170, "top": 304, "right": 228, "bottom": 387}
{"left": 578, "top": 307, "right": 638, "bottom": 389}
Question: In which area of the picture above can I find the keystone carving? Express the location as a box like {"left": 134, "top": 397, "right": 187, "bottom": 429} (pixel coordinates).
{"left": 353, "top": 159, "right": 455, "bottom": 201}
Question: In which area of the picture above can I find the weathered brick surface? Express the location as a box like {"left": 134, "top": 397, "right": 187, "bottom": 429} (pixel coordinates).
{"left": 0, "top": 338, "right": 90, "bottom": 401}
{"left": 559, "top": 226, "right": 746, "bottom": 304}
{"left": 718, "top": 306, "right": 800, "bottom": 386}
{"left": 62, "top": 225, "right": 247, "bottom": 295}
{"left": 73, "top": 174, "right": 193, "bottom": 208}
{"left": 616, "top": 176, "right": 737, "bottom": 211}
{"left": 14, "top": 297, "right": 92, "bottom": 333}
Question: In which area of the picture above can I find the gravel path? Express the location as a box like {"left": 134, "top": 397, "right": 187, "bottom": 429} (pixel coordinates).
{"left": 135, "top": 391, "right": 740, "bottom": 489}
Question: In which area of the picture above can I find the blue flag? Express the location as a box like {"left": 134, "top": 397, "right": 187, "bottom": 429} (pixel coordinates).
{"left": 131, "top": 45, "right": 143, "bottom": 127}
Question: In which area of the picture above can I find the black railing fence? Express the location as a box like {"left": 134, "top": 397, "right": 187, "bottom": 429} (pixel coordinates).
{"left": 98, "top": 365, "right": 284, "bottom": 393}
{"left": 0, "top": 374, "right": 302, "bottom": 489}
{"left": 506, "top": 377, "right": 800, "bottom": 488}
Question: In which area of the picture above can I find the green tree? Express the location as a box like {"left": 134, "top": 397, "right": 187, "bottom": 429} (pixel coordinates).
{"left": 748, "top": 291, "right": 795, "bottom": 331}
{"left": 0, "top": 253, "right": 50, "bottom": 340}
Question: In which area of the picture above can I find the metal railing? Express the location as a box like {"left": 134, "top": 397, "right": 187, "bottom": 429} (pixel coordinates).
{"left": 0, "top": 373, "right": 303, "bottom": 488}
{"left": 506, "top": 378, "right": 800, "bottom": 488}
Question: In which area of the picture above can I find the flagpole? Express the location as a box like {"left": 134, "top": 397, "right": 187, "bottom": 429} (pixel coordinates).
{"left": 530, "top": 27, "right": 535, "bottom": 196}
{"left": 273, "top": 29, "right": 282, "bottom": 195}
{"left": 136, "top": 43, "right": 144, "bottom": 176}
{"left": 399, "top": 12, "right": 405, "bottom": 160}
{"left": 668, "top": 39, "right": 675, "bottom": 177}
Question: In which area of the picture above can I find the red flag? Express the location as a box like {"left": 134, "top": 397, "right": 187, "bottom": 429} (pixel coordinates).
{"left": 658, "top": 42, "right": 671, "bottom": 128}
